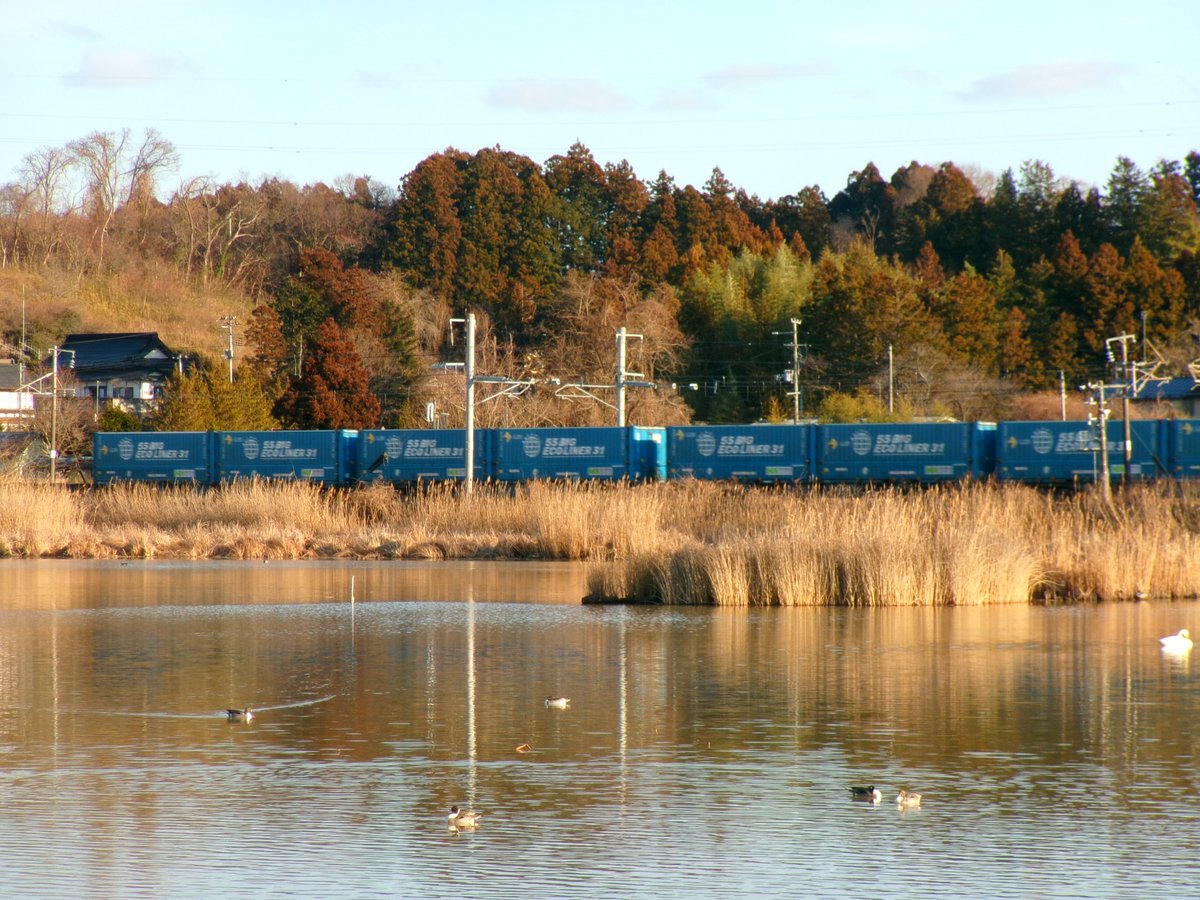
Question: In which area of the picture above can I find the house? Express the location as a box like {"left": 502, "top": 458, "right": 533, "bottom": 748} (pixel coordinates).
{"left": 45, "top": 333, "right": 184, "bottom": 415}
{"left": 0, "top": 360, "right": 36, "bottom": 427}
{"left": 1130, "top": 376, "right": 1200, "bottom": 418}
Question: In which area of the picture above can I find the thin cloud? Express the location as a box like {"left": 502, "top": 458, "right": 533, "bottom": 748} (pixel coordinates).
{"left": 965, "top": 60, "right": 1133, "bottom": 99}
{"left": 51, "top": 20, "right": 102, "bottom": 41}
{"left": 657, "top": 86, "right": 717, "bottom": 112}
{"left": 487, "top": 79, "right": 628, "bottom": 114}
{"left": 705, "top": 62, "right": 831, "bottom": 88}
{"left": 65, "top": 48, "right": 174, "bottom": 87}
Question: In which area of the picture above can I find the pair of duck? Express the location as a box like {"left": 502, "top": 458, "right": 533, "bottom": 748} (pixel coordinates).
{"left": 226, "top": 707, "right": 253, "bottom": 722}
{"left": 850, "top": 785, "right": 922, "bottom": 807}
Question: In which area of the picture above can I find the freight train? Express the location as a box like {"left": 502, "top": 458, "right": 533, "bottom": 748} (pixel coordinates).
{"left": 92, "top": 419, "right": 1200, "bottom": 487}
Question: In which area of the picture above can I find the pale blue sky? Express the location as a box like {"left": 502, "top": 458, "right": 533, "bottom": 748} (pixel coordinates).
{"left": 2, "top": 1, "right": 1198, "bottom": 200}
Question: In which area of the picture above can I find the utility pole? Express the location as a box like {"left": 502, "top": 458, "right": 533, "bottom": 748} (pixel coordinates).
{"left": 447, "top": 314, "right": 478, "bottom": 493}
{"left": 1086, "top": 381, "right": 1112, "bottom": 505}
{"left": 50, "top": 347, "right": 59, "bottom": 484}
{"left": 220, "top": 315, "right": 237, "bottom": 383}
{"left": 553, "top": 329, "right": 653, "bottom": 423}
{"left": 464, "top": 314, "right": 476, "bottom": 492}
{"left": 48, "top": 348, "right": 75, "bottom": 483}
{"left": 447, "top": 313, "right": 533, "bottom": 494}
{"left": 1059, "top": 371, "right": 1067, "bottom": 421}
{"left": 617, "top": 327, "right": 628, "bottom": 428}
{"left": 616, "top": 327, "right": 652, "bottom": 427}
{"left": 771, "top": 318, "right": 803, "bottom": 422}
{"left": 1107, "top": 334, "right": 1137, "bottom": 486}
{"left": 888, "top": 344, "right": 894, "bottom": 414}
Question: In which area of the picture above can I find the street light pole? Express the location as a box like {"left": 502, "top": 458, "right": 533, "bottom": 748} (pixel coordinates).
{"left": 50, "top": 347, "right": 59, "bottom": 483}
{"left": 790, "top": 318, "right": 801, "bottom": 422}
{"left": 449, "top": 314, "right": 478, "bottom": 494}
{"left": 464, "top": 313, "right": 476, "bottom": 494}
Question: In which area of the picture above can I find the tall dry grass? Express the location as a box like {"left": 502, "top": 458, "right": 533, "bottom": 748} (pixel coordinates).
{"left": 3, "top": 478, "right": 1198, "bottom": 605}
{"left": 0, "top": 479, "right": 86, "bottom": 557}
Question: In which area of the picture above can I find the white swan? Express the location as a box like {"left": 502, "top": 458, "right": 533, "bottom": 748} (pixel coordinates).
{"left": 1160, "top": 629, "right": 1193, "bottom": 653}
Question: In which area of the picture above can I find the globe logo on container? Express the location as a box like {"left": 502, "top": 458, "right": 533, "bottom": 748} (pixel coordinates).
{"left": 696, "top": 432, "right": 717, "bottom": 457}
{"left": 523, "top": 434, "right": 541, "bottom": 458}
{"left": 1031, "top": 428, "right": 1054, "bottom": 454}
{"left": 243, "top": 437, "right": 260, "bottom": 460}
{"left": 386, "top": 436, "right": 404, "bottom": 456}
{"left": 851, "top": 430, "right": 872, "bottom": 456}
{"left": 118, "top": 438, "right": 134, "bottom": 461}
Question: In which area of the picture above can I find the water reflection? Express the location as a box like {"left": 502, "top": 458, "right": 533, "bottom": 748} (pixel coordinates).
{"left": 1, "top": 561, "right": 1198, "bottom": 898}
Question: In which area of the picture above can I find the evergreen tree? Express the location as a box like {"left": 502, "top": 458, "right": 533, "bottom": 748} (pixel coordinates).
{"left": 1104, "top": 156, "right": 1149, "bottom": 252}
{"left": 275, "top": 319, "right": 381, "bottom": 429}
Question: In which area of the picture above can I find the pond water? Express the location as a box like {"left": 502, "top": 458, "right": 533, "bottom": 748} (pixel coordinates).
{"left": 2, "top": 560, "right": 1199, "bottom": 898}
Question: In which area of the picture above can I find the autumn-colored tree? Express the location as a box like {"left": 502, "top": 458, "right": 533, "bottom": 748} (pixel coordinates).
{"left": 244, "top": 303, "right": 291, "bottom": 396}
{"left": 768, "top": 185, "right": 831, "bottom": 262}
{"left": 385, "top": 149, "right": 468, "bottom": 301}
{"left": 601, "top": 159, "right": 650, "bottom": 278}
{"left": 1081, "top": 242, "right": 1130, "bottom": 353}
{"left": 935, "top": 266, "right": 1002, "bottom": 372}
{"left": 275, "top": 319, "right": 380, "bottom": 429}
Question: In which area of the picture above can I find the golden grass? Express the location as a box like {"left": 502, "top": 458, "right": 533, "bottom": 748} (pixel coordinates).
{"left": 4, "top": 478, "right": 1199, "bottom": 605}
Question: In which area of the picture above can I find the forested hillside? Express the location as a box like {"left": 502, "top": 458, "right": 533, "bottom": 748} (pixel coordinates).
{"left": 2, "top": 129, "right": 1198, "bottom": 429}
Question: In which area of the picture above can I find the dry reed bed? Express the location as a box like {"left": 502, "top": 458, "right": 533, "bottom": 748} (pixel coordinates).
{"left": 4, "top": 478, "right": 1199, "bottom": 605}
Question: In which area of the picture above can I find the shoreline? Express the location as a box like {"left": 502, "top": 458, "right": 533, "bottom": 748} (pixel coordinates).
{"left": 6, "top": 479, "right": 1199, "bottom": 606}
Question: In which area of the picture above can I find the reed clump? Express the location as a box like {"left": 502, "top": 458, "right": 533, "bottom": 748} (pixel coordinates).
{"left": 3, "top": 478, "right": 1199, "bottom": 606}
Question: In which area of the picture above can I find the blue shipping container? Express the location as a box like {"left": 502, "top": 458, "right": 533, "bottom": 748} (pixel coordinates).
{"left": 490, "top": 427, "right": 661, "bottom": 481}
{"left": 214, "top": 430, "right": 357, "bottom": 483}
{"left": 994, "top": 420, "right": 1164, "bottom": 483}
{"left": 1166, "top": 420, "right": 1200, "bottom": 478}
{"left": 93, "top": 431, "right": 214, "bottom": 485}
{"left": 816, "top": 422, "right": 976, "bottom": 483}
{"left": 667, "top": 424, "right": 812, "bottom": 482}
{"left": 357, "top": 428, "right": 487, "bottom": 482}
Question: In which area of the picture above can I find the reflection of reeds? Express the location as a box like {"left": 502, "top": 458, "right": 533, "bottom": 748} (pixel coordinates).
{"left": 2, "top": 478, "right": 1199, "bottom": 605}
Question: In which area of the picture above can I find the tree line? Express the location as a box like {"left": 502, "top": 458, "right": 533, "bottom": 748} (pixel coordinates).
{"left": 2, "top": 129, "right": 1198, "bottom": 430}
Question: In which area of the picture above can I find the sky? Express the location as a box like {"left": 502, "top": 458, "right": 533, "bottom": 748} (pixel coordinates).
{"left": 2, "top": 1, "right": 1199, "bottom": 203}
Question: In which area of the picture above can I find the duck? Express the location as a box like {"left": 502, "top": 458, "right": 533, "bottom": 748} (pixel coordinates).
{"left": 226, "top": 707, "right": 254, "bottom": 722}
{"left": 1160, "top": 629, "right": 1193, "bottom": 653}
{"left": 448, "top": 806, "right": 482, "bottom": 829}
{"left": 545, "top": 696, "right": 570, "bottom": 709}
{"left": 850, "top": 785, "right": 882, "bottom": 803}
{"left": 896, "top": 789, "right": 922, "bottom": 808}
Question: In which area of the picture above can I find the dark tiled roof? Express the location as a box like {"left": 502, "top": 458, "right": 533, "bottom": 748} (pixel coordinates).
{"left": 43, "top": 332, "right": 180, "bottom": 380}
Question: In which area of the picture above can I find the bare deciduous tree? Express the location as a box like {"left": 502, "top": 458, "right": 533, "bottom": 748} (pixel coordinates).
{"left": 68, "top": 128, "right": 177, "bottom": 264}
